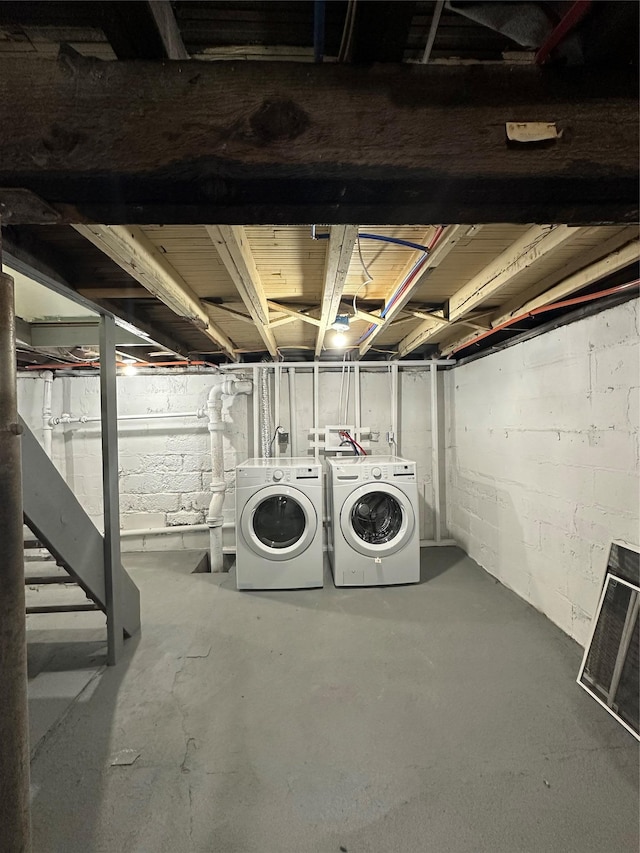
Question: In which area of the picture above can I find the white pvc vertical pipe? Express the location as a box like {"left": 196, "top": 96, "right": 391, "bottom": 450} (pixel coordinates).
{"left": 288, "top": 368, "right": 298, "bottom": 458}
{"left": 391, "top": 362, "right": 399, "bottom": 456}
{"left": 313, "top": 362, "right": 319, "bottom": 456}
{"left": 274, "top": 363, "right": 281, "bottom": 458}
{"left": 354, "top": 363, "right": 360, "bottom": 431}
{"left": 41, "top": 370, "right": 53, "bottom": 458}
{"left": 430, "top": 363, "right": 441, "bottom": 543}
{"left": 252, "top": 365, "right": 260, "bottom": 458}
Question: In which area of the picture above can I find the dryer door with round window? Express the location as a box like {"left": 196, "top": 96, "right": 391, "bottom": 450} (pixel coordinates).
{"left": 340, "top": 482, "right": 415, "bottom": 557}
{"left": 240, "top": 485, "right": 318, "bottom": 561}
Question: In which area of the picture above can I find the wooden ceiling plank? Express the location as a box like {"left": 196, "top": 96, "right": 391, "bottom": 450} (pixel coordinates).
{"left": 206, "top": 225, "right": 277, "bottom": 358}
{"left": 439, "top": 238, "right": 640, "bottom": 356}
{"left": 360, "top": 224, "right": 465, "bottom": 357}
{"left": 315, "top": 226, "right": 358, "bottom": 357}
{"left": 72, "top": 224, "right": 237, "bottom": 360}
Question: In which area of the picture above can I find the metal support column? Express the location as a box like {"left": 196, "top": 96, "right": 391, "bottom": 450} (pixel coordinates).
{"left": 100, "top": 315, "right": 124, "bottom": 665}
{"left": 430, "top": 364, "right": 442, "bottom": 542}
{"left": 0, "top": 265, "right": 31, "bottom": 852}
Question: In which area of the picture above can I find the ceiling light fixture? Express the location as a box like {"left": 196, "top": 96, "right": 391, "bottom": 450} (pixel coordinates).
{"left": 330, "top": 314, "right": 350, "bottom": 348}
{"left": 122, "top": 364, "right": 138, "bottom": 376}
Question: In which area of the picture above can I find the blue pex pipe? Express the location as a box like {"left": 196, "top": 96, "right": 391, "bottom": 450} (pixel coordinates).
{"left": 312, "top": 229, "right": 429, "bottom": 253}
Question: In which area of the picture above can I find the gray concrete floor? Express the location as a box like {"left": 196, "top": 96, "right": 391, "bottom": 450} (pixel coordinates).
{"left": 28, "top": 548, "right": 639, "bottom": 853}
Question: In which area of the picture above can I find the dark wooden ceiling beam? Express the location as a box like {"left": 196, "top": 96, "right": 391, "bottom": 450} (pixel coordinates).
{"left": 0, "top": 60, "right": 636, "bottom": 224}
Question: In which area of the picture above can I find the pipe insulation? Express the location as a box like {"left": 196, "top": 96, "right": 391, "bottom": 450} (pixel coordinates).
{"left": 260, "top": 364, "right": 272, "bottom": 458}
{"left": 206, "top": 376, "right": 252, "bottom": 572}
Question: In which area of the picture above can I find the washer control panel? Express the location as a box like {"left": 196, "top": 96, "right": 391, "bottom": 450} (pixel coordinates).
{"left": 334, "top": 461, "right": 417, "bottom": 482}
{"left": 261, "top": 465, "right": 321, "bottom": 484}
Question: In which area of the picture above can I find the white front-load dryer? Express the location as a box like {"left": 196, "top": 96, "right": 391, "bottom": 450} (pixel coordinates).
{"left": 327, "top": 456, "right": 420, "bottom": 586}
{"left": 235, "top": 458, "right": 323, "bottom": 590}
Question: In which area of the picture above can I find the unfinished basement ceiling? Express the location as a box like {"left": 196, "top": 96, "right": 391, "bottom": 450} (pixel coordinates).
{"left": 1, "top": 1, "right": 638, "bottom": 365}
{"left": 6, "top": 222, "right": 639, "bottom": 365}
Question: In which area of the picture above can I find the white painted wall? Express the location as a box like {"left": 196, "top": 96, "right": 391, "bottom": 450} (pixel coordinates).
{"left": 17, "top": 366, "right": 438, "bottom": 544}
{"left": 446, "top": 299, "right": 640, "bottom": 645}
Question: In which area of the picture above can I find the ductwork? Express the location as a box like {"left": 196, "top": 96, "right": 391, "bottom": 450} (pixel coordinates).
{"left": 260, "top": 363, "right": 272, "bottom": 458}
{"left": 207, "top": 375, "right": 252, "bottom": 572}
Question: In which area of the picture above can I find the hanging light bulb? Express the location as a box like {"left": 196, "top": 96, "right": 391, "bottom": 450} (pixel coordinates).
{"left": 330, "top": 314, "right": 350, "bottom": 347}
{"left": 332, "top": 331, "right": 347, "bottom": 348}
{"left": 122, "top": 364, "right": 138, "bottom": 376}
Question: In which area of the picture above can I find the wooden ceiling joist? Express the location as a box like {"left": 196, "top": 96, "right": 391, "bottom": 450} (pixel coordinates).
{"left": 206, "top": 226, "right": 278, "bottom": 358}
{"left": 448, "top": 225, "right": 578, "bottom": 321}
{"left": 440, "top": 238, "right": 640, "bottom": 355}
{"left": 315, "top": 226, "right": 359, "bottom": 357}
{"left": 359, "top": 225, "right": 465, "bottom": 358}
{"left": 266, "top": 302, "right": 322, "bottom": 327}
{"left": 72, "top": 225, "right": 237, "bottom": 360}
{"left": 397, "top": 224, "right": 580, "bottom": 358}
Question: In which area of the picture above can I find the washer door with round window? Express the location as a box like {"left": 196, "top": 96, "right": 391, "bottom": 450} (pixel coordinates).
{"left": 240, "top": 485, "right": 318, "bottom": 561}
{"left": 340, "top": 483, "right": 415, "bottom": 557}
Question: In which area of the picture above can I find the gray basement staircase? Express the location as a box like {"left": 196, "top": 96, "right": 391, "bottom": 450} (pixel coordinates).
{"left": 20, "top": 416, "right": 140, "bottom": 640}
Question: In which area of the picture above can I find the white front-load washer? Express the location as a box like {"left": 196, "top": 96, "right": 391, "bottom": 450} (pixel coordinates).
{"left": 327, "top": 455, "right": 420, "bottom": 586}
{"left": 235, "top": 458, "right": 323, "bottom": 590}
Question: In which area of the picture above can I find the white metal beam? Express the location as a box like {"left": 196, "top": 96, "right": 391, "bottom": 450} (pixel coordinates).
{"left": 315, "top": 225, "right": 358, "bottom": 357}
{"left": 359, "top": 225, "right": 465, "bottom": 358}
{"left": 73, "top": 225, "right": 237, "bottom": 360}
{"left": 206, "top": 226, "right": 278, "bottom": 357}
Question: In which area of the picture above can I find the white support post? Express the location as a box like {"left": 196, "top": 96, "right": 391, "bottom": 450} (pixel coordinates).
{"left": 430, "top": 363, "right": 441, "bottom": 543}
{"left": 391, "top": 362, "right": 399, "bottom": 455}
{"left": 313, "top": 362, "right": 319, "bottom": 454}
{"left": 274, "top": 363, "right": 281, "bottom": 458}
{"left": 252, "top": 365, "right": 260, "bottom": 458}
{"left": 354, "top": 363, "right": 361, "bottom": 430}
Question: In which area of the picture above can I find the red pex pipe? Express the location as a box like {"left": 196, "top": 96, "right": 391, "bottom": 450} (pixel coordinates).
{"left": 451, "top": 279, "right": 640, "bottom": 356}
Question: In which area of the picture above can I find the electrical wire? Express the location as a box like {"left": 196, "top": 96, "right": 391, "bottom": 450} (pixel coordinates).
{"left": 268, "top": 425, "right": 283, "bottom": 455}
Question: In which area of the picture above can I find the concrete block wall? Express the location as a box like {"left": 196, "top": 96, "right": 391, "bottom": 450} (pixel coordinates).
{"left": 445, "top": 298, "right": 640, "bottom": 645}
{"left": 17, "top": 366, "right": 438, "bottom": 542}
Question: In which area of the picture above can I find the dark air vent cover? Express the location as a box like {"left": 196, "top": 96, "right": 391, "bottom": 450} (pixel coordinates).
{"left": 578, "top": 542, "right": 639, "bottom": 740}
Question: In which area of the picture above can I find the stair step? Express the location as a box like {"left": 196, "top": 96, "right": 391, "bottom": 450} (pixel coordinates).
{"left": 24, "top": 553, "right": 55, "bottom": 563}
{"left": 23, "top": 538, "right": 43, "bottom": 549}
{"left": 25, "top": 575, "right": 77, "bottom": 586}
{"left": 26, "top": 603, "right": 100, "bottom": 614}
